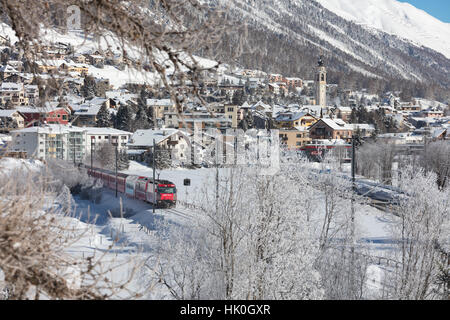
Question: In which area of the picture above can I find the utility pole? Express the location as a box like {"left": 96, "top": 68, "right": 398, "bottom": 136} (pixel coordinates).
{"left": 215, "top": 136, "right": 220, "bottom": 215}
{"left": 350, "top": 134, "right": 357, "bottom": 298}
{"left": 73, "top": 137, "right": 76, "bottom": 167}
{"left": 153, "top": 138, "right": 156, "bottom": 214}
{"left": 115, "top": 141, "right": 118, "bottom": 198}
{"left": 90, "top": 137, "right": 94, "bottom": 172}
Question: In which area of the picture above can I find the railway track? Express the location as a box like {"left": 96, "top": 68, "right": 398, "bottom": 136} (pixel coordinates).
{"left": 159, "top": 207, "right": 195, "bottom": 220}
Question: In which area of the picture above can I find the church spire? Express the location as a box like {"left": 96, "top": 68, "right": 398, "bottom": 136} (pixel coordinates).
{"left": 316, "top": 52, "right": 327, "bottom": 109}
{"left": 318, "top": 54, "right": 324, "bottom": 67}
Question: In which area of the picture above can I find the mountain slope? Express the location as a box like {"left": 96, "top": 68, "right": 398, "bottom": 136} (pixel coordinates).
{"left": 316, "top": 0, "right": 450, "bottom": 59}
{"left": 211, "top": 0, "right": 450, "bottom": 95}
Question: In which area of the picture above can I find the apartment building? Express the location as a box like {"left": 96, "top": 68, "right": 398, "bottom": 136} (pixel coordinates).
{"left": 10, "top": 125, "right": 131, "bottom": 161}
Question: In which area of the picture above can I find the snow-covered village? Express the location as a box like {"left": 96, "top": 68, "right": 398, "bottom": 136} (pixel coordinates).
{"left": 0, "top": 0, "right": 448, "bottom": 306}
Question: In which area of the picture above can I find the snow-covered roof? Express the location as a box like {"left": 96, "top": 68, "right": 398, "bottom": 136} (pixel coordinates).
{"left": 252, "top": 100, "right": 272, "bottom": 112}
{"left": 349, "top": 123, "right": 375, "bottom": 131}
{"left": 315, "top": 118, "right": 354, "bottom": 130}
{"left": 299, "top": 105, "right": 323, "bottom": 116}
{"left": 74, "top": 104, "right": 102, "bottom": 116}
{"left": 82, "top": 127, "right": 131, "bottom": 135}
{"left": 0, "top": 82, "right": 23, "bottom": 91}
{"left": 24, "top": 84, "right": 38, "bottom": 90}
{"left": 87, "top": 97, "right": 107, "bottom": 105}
{"left": 89, "top": 54, "right": 104, "bottom": 59}
{"left": 14, "top": 124, "right": 86, "bottom": 134}
{"left": 0, "top": 65, "right": 18, "bottom": 73}
{"left": 431, "top": 128, "right": 447, "bottom": 138}
{"left": 35, "top": 59, "right": 66, "bottom": 67}
{"left": 128, "top": 129, "right": 181, "bottom": 147}
{"left": 275, "top": 112, "right": 309, "bottom": 122}
{"left": 240, "top": 101, "right": 251, "bottom": 109}
{"left": 15, "top": 106, "right": 40, "bottom": 114}
{"left": 0, "top": 109, "right": 22, "bottom": 117}
{"left": 146, "top": 99, "right": 173, "bottom": 107}
{"left": 337, "top": 106, "right": 352, "bottom": 112}
{"left": 16, "top": 105, "right": 68, "bottom": 114}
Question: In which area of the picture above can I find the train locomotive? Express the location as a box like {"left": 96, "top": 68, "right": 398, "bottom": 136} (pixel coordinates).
{"left": 87, "top": 166, "right": 177, "bottom": 208}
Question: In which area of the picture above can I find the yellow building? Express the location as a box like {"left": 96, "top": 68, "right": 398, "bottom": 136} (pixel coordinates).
{"left": 275, "top": 111, "right": 318, "bottom": 129}
{"left": 59, "top": 62, "right": 89, "bottom": 75}
{"left": 279, "top": 128, "right": 311, "bottom": 149}
{"left": 147, "top": 99, "right": 177, "bottom": 126}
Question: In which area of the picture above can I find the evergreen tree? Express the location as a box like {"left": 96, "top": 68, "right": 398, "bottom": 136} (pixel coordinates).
{"left": 153, "top": 145, "right": 172, "bottom": 169}
{"left": 133, "top": 105, "right": 151, "bottom": 130}
{"left": 3, "top": 100, "right": 14, "bottom": 110}
{"left": 81, "top": 76, "right": 96, "bottom": 99}
{"left": 115, "top": 105, "right": 133, "bottom": 132}
{"left": 349, "top": 108, "right": 358, "bottom": 123}
{"left": 232, "top": 89, "right": 245, "bottom": 106}
{"left": 96, "top": 104, "right": 112, "bottom": 127}
{"left": 118, "top": 150, "right": 130, "bottom": 170}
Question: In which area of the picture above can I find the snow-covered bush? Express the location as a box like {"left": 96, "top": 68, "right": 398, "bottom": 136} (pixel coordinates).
{"left": 44, "top": 159, "right": 102, "bottom": 203}
{"left": 0, "top": 163, "right": 144, "bottom": 299}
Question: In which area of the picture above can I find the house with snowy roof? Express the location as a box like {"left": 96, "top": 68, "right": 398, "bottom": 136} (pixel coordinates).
{"left": 0, "top": 109, "right": 25, "bottom": 131}
{"left": 274, "top": 111, "right": 317, "bottom": 129}
{"left": 16, "top": 105, "right": 70, "bottom": 127}
{"left": 0, "top": 82, "right": 28, "bottom": 106}
{"left": 0, "top": 64, "right": 18, "bottom": 80}
{"left": 308, "top": 118, "right": 353, "bottom": 142}
{"left": 147, "top": 98, "right": 177, "bottom": 123}
{"left": 72, "top": 104, "right": 102, "bottom": 127}
{"left": 127, "top": 128, "right": 190, "bottom": 163}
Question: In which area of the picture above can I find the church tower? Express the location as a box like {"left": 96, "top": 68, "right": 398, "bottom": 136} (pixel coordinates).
{"left": 316, "top": 54, "right": 327, "bottom": 111}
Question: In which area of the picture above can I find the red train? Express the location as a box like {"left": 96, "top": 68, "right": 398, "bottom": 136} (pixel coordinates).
{"left": 87, "top": 166, "right": 177, "bottom": 208}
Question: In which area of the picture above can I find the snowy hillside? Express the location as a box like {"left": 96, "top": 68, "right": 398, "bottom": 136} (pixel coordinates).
{"left": 316, "top": 0, "right": 450, "bottom": 59}
{"left": 0, "top": 23, "right": 223, "bottom": 89}
{"left": 212, "top": 0, "right": 450, "bottom": 89}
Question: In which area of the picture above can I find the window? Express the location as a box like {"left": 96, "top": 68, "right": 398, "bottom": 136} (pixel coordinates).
{"left": 296, "top": 134, "right": 302, "bottom": 138}
{"left": 158, "top": 187, "right": 175, "bottom": 194}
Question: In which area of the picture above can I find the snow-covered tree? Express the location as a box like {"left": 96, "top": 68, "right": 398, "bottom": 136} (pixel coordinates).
{"left": 96, "top": 104, "right": 112, "bottom": 128}
{"left": 149, "top": 165, "right": 324, "bottom": 299}
{"left": 115, "top": 105, "right": 133, "bottom": 132}
{"left": 133, "top": 105, "right": 151, "bottom": 131}
{"left": 385, "top": 166, "right": 449, "bottom": 300}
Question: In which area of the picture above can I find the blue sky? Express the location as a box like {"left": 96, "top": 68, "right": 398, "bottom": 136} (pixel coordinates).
{"left": 401, "top": 0, "right": 450, "bottom": 22}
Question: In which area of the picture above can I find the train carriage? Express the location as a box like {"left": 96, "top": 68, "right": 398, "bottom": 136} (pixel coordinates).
{"left": 135, "top": 177, "right": 149, "bottom": 202}
{"left": 125, "top": 175, "right": 139, "bottom": 198}
{"left": 86, "top": 166, "right": 177, "bottom": 208}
